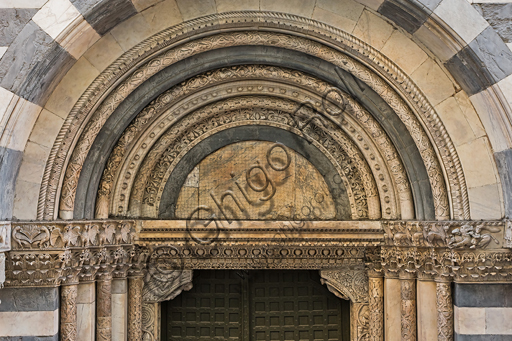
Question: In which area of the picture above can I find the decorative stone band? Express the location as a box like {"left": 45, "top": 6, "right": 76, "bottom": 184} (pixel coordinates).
{"left": 2, "top": 219, "right": 512, "bottom": 287}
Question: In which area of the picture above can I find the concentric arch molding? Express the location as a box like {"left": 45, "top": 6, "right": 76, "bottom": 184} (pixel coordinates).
{"left": 37, "top": 11, "right": 467, "bottom": 221}
{"left": 96, "top": 68, "right": 413, "bottom": 221}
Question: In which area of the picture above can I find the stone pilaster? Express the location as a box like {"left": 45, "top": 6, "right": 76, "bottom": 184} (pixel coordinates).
{"left": 128, "top": 276, "right": 143, "bottom": 341}
{"left": 61, "top": 284, "right": 78, "bottom": 341}
{"left": 96, "top": 278, "right": 112, "bottom": 341}
{"left": 368, "top": 276, "right": 384, "bottom": 341}
{"left": 400, "top": 277, "right": 417, "bottom": 341}
{"left": 436, "top": 281, "right": 453, "bottom": 341}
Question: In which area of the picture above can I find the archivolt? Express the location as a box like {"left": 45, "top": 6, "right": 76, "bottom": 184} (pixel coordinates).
{"left": 38, "top": 12, "right": 467, "bottom": 221}
{"left": 96, "top": 66, "right": 412, "bottom": 220}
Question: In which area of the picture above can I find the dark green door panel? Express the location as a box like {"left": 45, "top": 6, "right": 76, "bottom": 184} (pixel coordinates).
{"left": 162, "top": 270, "right": 350, "bottom": 341}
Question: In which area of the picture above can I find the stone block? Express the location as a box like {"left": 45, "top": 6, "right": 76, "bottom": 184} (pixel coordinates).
{"left": 216, "top": 0, "right": 259, "bottom": 12}
{"left": 378, "top": 0, "right": 429, "bottom": 34}
{"left": 0, "top": 96, "right": 42, "bottom": 151}
{"left": 28, "top": 109, "right": 64, "bottom": 148}
{"left": 0, "top": 47, "right": 6, "bottom": 59}
{"left": 413, "top": 15, "right": 462, "bottom": 62}
{"left": 58, "top": 18, "right": 101, "bottom": 59}
{"left": 469, "top": 88, "right": 512, "bottom": 153}
{"left": 312, "top": 6, "right": 359, "bottom": 33}
{"left": 384, "top": 278, "right": 401, "bottom": 341}
{"left": 112, "top": 292, "right": 127, "bottom": 341}
{"left": 455, "top": 284, "right": 512, "bottom": 308}
{"left": 45, "top": 57, "right": 99, "bottom": 119}
{"left": 112, "top": 278, "right": 127, "bottom": 294}
{"left": 435, "top": 96, "right": 477, "bottom": 146}
{"left": 417, "top": 281, "right": 438, "bottom": 341}
{"left": 468, "top": 183, "right": 503, "bottom": 220}
{"left": 486, "top": 308, "right": 512, "bottom": 334}
{"left": 32, "top": 0, "right": 82, "bottom": 40}
{"left": 316, "top": 0, "right": 365, "bottom": 21}
{"left": 434, "top": 0, "right": 489, "bottom": 44}
{"left": 260, "top": 0, "right": 316, "bottom": 18}
{"left": 77, "top": 303, "right": 95, "bottom": 341}
{"left": 411, "top": 58, "right": 455, "bottom": 106}
{"left": 469, "top": 26, "right": 512, "bottom": 84}
{"left": 0, "top": 21, "right": 76, "bottom": 105}
{"left": 132, "top": 0, "right": 165, "bottom": 12}
{"left": 498, "top": 73, "right": 512, "bottom": 114}
{"left": 453, "top": 91, "right": 486, "bottom": 139}
{"left": 77, "top": 282, "right": 95, "bottom": 304}
{"left": 457, "top": 137, "right": 497, "bottom": 188}
{"left": 0, "top": 287, "right": 59, "bottom": 312}
{"left": 0, "top": 0, "right": 48, "bottom": 7}
{"left": 83, "top": 33, "right": 124, "bottom": 72}
{"left": 141, "top": 0, "right": 182, "bottom": 33}
{"left": 476, "top": 3, "right": 512, "bottom": 44}
{"left": 381, "top": 30, "right": 428, "bottom": 75}
{"left": 23, "top": 141, "right": 50, "bottom": 167}
{"left": 357, "top": 0, "right": 385, "bottom": 11}
{"left": 0, "top": 310, "right": 59, "bottom": 337}
{"left": 445, "top": 46, "right": 494, "bottom": 96}
{"left": 495, "top": 149, "right": 512, "bottom": 217}
{"left": 417, "top": 0, "right": 442, "bottom": 11}
{"left": 17, "top": 153, "right": 46, "bottom": 184}
{"left": 72, "top": 0, "right": 137, "bottom": 36}
{"left": 454, "top": 307, "right": 486, "bottom": 334}
{"left": 353, "top": 9, "right": 394, "bottom": 51}
{"left": 0, "top": 147, "right": 22, "bottom": 220}
{"left": 110, "top": 13, "right": 154, "bottom": 51}
{"left": 12, "top": 179, "right": 40, "bottom": 219}
{"left": 175, "top": 0, "right": 216, "bottom": 20}
{"left": 0, "top": 8, "right": 38, "bottom": 46}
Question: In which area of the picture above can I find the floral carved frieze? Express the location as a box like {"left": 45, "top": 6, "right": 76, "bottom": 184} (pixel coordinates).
{"left": 11, "top": 221, "right": 136, "bottom": 250}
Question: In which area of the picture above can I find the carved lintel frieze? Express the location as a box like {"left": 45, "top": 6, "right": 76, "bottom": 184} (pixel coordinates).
{"left": 382, "top": 221, "right": 504, "bottom": 249}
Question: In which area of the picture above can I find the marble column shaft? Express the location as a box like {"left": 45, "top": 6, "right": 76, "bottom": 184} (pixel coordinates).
{"left": 61, "top": 284, "right": 78, "bottom": 341}
{"left": 128, "top": 276, "right": 143, "bottom": 341}
{"left": 96, "top": 279, "right": 112, "bottom": 341}
{"left": 369, "top": 276, "right": 384, "bottom": 341}
{"left": 400, "top": 278, "right": 417, "bottom": 341}
{"left": 436, "top": 281, "right": 454, "bottom": 341}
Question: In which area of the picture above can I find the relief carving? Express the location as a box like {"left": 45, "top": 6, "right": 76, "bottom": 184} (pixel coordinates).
{"left": 368, "top": 277, "right": 384, "bottom": 341}
{"left": 436, "top": 282, "right": 453, "bottom": 341}
{"left": 320, "top": 268, "right": 369, "bottom": 303}
{"left": 400, "top": 278, "right": 416, "bottom": 341}
{"left": 60, "top": 284, "right": 78, "bottom": 341}
{"left": 382, "top": 221, "right": 503, "bottom": 249}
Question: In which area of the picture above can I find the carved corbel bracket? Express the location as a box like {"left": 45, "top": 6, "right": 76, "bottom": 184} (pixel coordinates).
{"left": 320, "top": 268, "right": 369, "bottom": 341}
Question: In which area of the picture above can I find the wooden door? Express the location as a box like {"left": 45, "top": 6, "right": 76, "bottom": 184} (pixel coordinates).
{"left": 161, "top": 270, "right": 350, "bottom": 341}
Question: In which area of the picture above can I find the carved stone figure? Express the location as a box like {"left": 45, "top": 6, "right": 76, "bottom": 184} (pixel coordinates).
{"left": 448, "top": 223, "right": 500, "bottom": 249}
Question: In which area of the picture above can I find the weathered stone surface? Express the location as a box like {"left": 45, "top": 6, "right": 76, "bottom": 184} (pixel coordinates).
{"left": 0, "top": 9, "right": 37, "bottom": 46}
{"left": 0, "top": 287, "right": 59, "bottom": 312}
{"left": 0, "top": 336, "right": 58, "bottom": 341}
{"left": 474, "top": 4, "right": 512, "bottom": 44}
{"left": 378, "top": 0, "right": 429, "bottom": 34}
{"left": 454, "top": 284, "right": 512, "bottom": 308}
{"left": 0, "top": 147, "right": 22, "bottom": 220}
{"left": 71, "top": 0, "right": 137, "bottom": 36}
{"left": 495, "top": 149, "right": 512, "bottom": 217}
{"left": 469, "top": 26, "right": 512, "bottom": 84}
{"left": 445, "top": 45, "right": 494, "bottom": 96}
{"left": 0, "top": 21, "right": 75, "bottom": 105}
